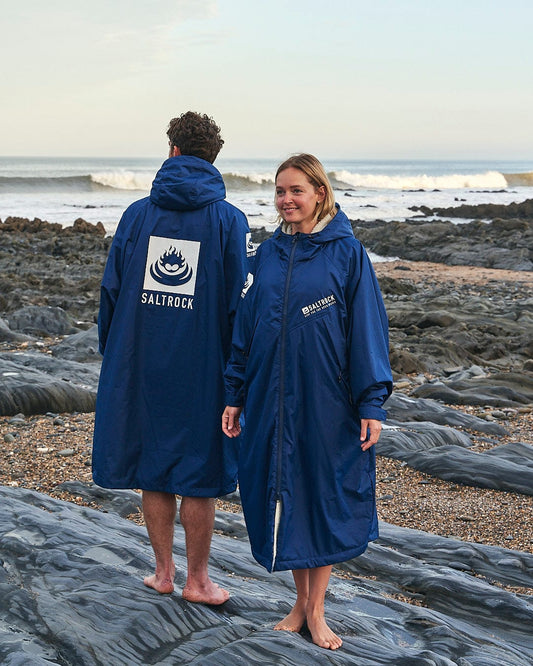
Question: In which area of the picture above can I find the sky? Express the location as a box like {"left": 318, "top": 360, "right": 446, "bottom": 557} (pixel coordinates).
{"left": 2, "top": 0, "right": 532, "bottom": 160}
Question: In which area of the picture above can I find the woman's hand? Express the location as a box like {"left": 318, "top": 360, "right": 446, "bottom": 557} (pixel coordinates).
{"left": 360, "top": 419, "right": 382, "bottom": 451}
{"left": 222, "top": 406, "right": 243, "bottom": 438}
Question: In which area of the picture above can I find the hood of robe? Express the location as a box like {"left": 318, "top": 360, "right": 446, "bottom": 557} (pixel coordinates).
{"left": 150, "top": 155, "right": 226, "bottom": 211}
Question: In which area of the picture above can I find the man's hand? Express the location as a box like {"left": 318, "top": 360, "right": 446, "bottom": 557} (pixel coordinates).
{"left": 222, "top": 406, "right": 242, "bottom": 438}
{"left": 360, "top": 418, "right": 382, "bottom": 451}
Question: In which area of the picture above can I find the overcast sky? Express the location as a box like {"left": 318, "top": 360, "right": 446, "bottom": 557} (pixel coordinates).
{"left": 2, "top": 0, "right": 532, "bottom": 159}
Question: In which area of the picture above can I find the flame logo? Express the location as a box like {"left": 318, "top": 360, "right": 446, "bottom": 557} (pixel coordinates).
{"left": 149, "top": 246, "right": 193, "bottom": 286}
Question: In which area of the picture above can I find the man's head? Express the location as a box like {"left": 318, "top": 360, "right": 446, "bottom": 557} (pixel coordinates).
{"left": 167, "top": 112, "right": 224, "bottom": 164}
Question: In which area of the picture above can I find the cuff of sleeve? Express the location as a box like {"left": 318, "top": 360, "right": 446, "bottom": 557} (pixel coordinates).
{"left": 225, "top": 392, "right": 244, "bottom": 408}
{"left": 358, "top": 405, "right": 387, "bottom": 421}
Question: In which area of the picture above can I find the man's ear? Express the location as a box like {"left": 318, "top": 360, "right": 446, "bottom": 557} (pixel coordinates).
{"left": 170, "top": 145, "right": 181, "bottom": 157}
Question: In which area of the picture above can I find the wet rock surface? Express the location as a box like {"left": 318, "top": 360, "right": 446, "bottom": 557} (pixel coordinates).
{"left": 350, "top": 210, "right": 533, "bottom": 271}
{"left": 0, "top": 350, "right": 99, "bottom": 415}
{"left": 381, "top": 266, "right": 532, "bottom": 377}
{"left": 0, "top": 217, "right": 111, "bottom": 326}
{"left": 1, "top": 485, "right": 531, "bottom": 665}
{"left": 1, "top": 216, "right": 532, "bottom": 664}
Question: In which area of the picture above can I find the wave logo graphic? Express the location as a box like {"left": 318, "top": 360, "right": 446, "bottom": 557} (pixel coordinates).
{"left": 150, "top": 247, "right": 193, "bottom": 287}
{"left": 143, "top": 236, "right": 200, "bottom": 295}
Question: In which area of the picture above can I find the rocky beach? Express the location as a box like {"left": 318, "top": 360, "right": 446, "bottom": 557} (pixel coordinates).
{"left": 0, "top": 205, "right": 532, "bottom": 665}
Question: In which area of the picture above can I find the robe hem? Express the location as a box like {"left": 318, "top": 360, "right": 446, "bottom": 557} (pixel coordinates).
{"left": 92, "top": 476, "right": 237, "bottom": 498}
{"left": 252, "top": 534, "right": 379, "bottom": 573}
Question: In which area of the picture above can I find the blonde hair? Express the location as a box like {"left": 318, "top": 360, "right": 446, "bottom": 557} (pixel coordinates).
{"left": 275, "top": 153, "right": 336, "bottom": 226}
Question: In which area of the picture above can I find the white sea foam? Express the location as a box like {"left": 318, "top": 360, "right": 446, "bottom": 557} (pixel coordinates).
{"left": 1, "top": 157, "right": 532, "bottom": 239}
{"left": 332, "top": 170, "right": 508, "bottom": 190}
{"left": 90, "top": 171, "right": 153, "bottom": 191}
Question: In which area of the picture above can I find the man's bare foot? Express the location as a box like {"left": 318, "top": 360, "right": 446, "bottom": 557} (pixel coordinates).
{"left": 307, "top": 613, "right": 342, "bottom": 650}
{"left": 182, "top": 579, "right": 229, "bottom": 605}
{"left": 274, "top": 605, "right": 307, "bottom": 633}
{"left": 143, "top": 573, "right": 175, "bottom": 595}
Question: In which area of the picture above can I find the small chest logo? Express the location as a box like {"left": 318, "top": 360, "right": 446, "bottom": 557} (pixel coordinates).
{"left": 143, "top": 236, "right": 200, "bottom": 295}
{"left": 301, "top": 294, "right": 337, "bottom": 317}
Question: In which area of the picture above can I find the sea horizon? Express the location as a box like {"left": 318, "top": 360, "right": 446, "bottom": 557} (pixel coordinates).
{"left": 1, "top": 156, "right": 532, "bottom": 240}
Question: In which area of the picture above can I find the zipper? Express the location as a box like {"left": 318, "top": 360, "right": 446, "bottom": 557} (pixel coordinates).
{"left": 272, "top": 233, "right": 299, "bottom": 571}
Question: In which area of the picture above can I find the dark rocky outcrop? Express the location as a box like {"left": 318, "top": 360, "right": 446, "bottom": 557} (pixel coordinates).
{"left": 0, "top": 217, "right": 111, "bottom": 326}
{"left": 383, "top": 275, "right": 532, "bottom": 375}
{"left": 409, "top": 197, "right": 533, "bottom": 221}
{"left": 350, "top": 217, "right": 532, "bottom": 270}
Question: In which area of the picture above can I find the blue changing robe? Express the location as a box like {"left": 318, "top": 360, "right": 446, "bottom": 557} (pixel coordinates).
{"left": 225, "top": 207, "right": 393, "bottom": 571}
{"left": 92, "top": 155, "right": 250, "bottom": 496}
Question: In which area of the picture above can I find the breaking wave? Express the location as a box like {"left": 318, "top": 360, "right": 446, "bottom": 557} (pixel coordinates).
{"left": 2, "top": 169, "right": 532, "bottom": 194}
{"left": 502, "top": 172, "right": 533, "bottom": 187}
{"left": 0, "top": 172, "right": 153, "bottom": 192}
{"left": 222, "top": 169, "right": 533, "bottom": 192}
{"left": 329, "top": 170, "right": 512, "bottom": 190}
{"left": 222, "top": 172, "right": 274, "bottom": 190}
{"left": 90, "top": 171, "right": 154, "bottom": 190}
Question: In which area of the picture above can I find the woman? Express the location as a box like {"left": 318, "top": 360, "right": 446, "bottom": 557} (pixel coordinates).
{"left": 222, "top": 154, "right": 392, "bottom": 650}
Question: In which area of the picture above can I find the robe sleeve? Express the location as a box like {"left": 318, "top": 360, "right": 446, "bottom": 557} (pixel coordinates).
{"left": 223, "top": 212, "right": 251, "bottom": 331}
{"left": 224, "top": 270, "right": 256, "bottom": 407}
{"left": 97, "top": 222, "right": 126, "bottom": 355}
{"left": 346, "top": 244, "right": 393, "bottom": 421}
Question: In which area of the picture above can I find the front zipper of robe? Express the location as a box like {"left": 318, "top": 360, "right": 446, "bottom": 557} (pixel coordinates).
{"left": 271, "top": 233, "right": 299, "bottom": 571}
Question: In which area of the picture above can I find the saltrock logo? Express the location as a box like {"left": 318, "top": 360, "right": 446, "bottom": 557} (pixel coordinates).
{"left": 143, "top": 236, "right": 200, "bottom": 296}
{"left": 241, "top": 272, "right": 254, "bottom": 298}
{"left": 246, "top": 232, "right": 256, "bottom": 258}
{"left": 301, "top": 294, "right": 337, "bottom": 317}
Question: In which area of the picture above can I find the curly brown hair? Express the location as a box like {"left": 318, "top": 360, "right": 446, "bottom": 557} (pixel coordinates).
{"left": 166, "top": 111, "right": 224, "bottom": 163}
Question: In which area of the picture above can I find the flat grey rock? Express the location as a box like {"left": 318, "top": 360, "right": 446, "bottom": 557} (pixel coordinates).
{"left": 379, "top": 424, "right": 533, "bottom": 495}
{"left": 7, "top": 305, "right": 80, "bottom": 337}
{"left": 51, "top": 325, "right": 101, "bottom": 362}
{"left": 0, "top": 351, "right": 99, "bottom": 415}
{"left": 385, "top": 392, "right": 508, "bottom": 435}
{"left": 0, "top": 485, "right": 531, "bottom": 665}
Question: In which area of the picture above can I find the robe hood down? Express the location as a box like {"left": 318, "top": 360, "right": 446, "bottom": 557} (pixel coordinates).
{"left": 225, "top": 207, "right": 392, "bottom": 571}
{"left": 93, "top": 155, "right": 250, "bottom": 496}
{"left": 150, "top": 157, "right": 225, "bottom": 211}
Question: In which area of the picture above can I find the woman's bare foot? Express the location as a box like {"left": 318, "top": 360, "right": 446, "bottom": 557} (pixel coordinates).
{"left": 143, "top": 573, "right": 175, "bottom": 594}
{"left": 274, "top": 604, "right": 307, "bottom": 633}
{"left": 307, "top": 612, "right": 342, "bottom": 650}
{"left": 182, "top": 579, "right": 230, "bottom": 605}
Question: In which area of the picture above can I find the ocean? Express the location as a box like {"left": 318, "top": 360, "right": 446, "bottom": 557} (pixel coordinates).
{"left": 1, "top": 156, "right": 532, "bottom": 244}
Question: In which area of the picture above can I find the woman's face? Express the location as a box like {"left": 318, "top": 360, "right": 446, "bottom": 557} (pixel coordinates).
{"left": 275, "top": 167, "right": 325, "bottom": 233}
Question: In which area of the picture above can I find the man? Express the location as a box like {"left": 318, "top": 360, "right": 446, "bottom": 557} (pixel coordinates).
{"left": 92, "top": 112, "right": 250, "bottom": 604}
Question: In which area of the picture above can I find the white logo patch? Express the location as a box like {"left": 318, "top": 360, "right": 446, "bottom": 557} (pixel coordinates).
{"left": 241, "top": 272, "right": 254, "bottom": 298}
{"left": 301, "top": 294, "right": 337, "bottom": 317}
{"left": 246, "top": 232, "right": 257, "bottom": 258}
{"left": 143, "top": 236, "right": 200, "bottom": 295}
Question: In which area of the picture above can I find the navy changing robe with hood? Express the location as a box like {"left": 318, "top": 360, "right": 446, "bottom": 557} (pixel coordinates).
{"left": 93, "top": 155, "right": 250, "bottom": 496}
{"left": 225, "top": 206, "right": 393, "bottom": 571}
